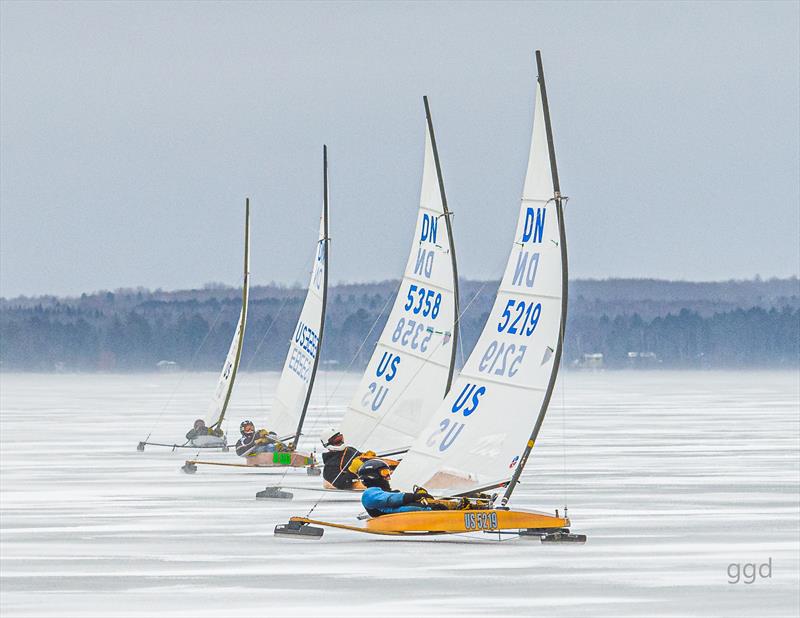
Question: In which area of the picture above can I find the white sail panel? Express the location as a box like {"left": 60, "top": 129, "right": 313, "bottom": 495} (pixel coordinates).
{"left": 392, "top": 83, "right": 563, "bottom": 494}
{"left": 265, "top": 207, "right": 327, "bottom": 438}
{"left": 206, "top": 203, "right": 250, "bottom": 429}
{"left": 338, "top": 124, "right": 457, "bottom": 452}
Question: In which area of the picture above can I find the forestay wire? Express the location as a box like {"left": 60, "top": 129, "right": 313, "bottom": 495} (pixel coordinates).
{"left": 321, "top": 281, "right": 401, "bottom": 418}
{"left": 140, "top": 301, "right": 229, "bottom": 443}
{"left": 242, "top": 294, "right": 291, "bottom": 409}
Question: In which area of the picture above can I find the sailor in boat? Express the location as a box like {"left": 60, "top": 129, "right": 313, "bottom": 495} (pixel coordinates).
{"left": 235, "top": 420, "right": 289, "bottom": 458}
{"left": 358, "top": 459, "right": 457, "bottom": 517}
{"left": 185, "top": 419, "right": 225, "bottom": 447}
{"left": 320, "top": 427, "right": 375, "bottom": 490}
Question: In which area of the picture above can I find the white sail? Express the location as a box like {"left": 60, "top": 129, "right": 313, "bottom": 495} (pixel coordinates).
{"left": 264, "top": 156, "right": 329, "bottom": 440}
{"left": 338, "top": 114, "right": 458, "bottom": 452}
{"left": 206, "top": 201, "right": 251, "bottom": 429}
{"left": 392, "top": 80, "right": 564, "bottom": 494}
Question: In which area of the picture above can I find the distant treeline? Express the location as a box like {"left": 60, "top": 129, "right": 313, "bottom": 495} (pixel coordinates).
{"left": 1, "top": 278, "right": 797, "bottom": 371}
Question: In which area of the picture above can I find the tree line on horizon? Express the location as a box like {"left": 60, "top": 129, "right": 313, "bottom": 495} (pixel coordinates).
{"left": 0, "top": 278, "right": 797, "bottom": 371}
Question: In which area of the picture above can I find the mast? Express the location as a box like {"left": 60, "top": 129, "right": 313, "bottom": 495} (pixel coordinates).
{"left": 292, "top": 146, "right": 329, "bottom": 446}
{"left": 212, "top": 198, "right": 250, "bottom": 430}
{"left": 423, "top": 96, "right": 459, "bottom": 393}
{"left": 500, "top": 51, "right": 568, "bottom": 506}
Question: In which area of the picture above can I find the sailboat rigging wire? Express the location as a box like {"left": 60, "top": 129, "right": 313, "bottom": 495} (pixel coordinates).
{"left": 245, "top": 293, "right": 292, "bottom": 408}
{"left": 457, "top": 308, "right": 467, "bottom": 369}
{"left": 245, "top": 294, "right": 292, "bottom": 372}
{"left": 322, "top": 280, "right": 401, "bottom": 411}
{"left": 139, "top": 301, "right": 228, "bottom": 443}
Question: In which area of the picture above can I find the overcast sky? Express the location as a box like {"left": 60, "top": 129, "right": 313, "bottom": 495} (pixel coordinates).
{"left": 1, "top": 0, "right": 798, "bottom": 298}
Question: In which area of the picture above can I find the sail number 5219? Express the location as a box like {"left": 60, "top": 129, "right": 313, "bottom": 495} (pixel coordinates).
{"left": 497, "top": 299, "right": 542, "bottom": 336}
{"left": 464, "top": 512, "right": 498, "bottom": 531}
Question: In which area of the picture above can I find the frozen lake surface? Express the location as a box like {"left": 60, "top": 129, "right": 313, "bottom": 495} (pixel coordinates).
{"left": 1, "top": 370, "right": 798, "bottom": 617}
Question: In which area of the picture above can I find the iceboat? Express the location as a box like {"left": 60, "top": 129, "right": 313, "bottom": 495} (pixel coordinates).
{"left": 184, "top": 148, "right": 331, "bottom": 474}
{"left": 137, "top": 199, "right": 251, "bottom": 453}
{"left": 261, "top": 97, "right": 460, "bottom": 499}
{"left": 336, "top": 96, "right": 459, "bottom": 455}
{"left": 277, "top": 52, "right": 585, "bottom": 542}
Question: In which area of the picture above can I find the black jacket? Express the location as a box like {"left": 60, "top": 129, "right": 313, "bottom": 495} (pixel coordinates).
{"left": 235, "top": 433, "right": 257, "bottom": 457}
{"left": 322, "top": 446, "right": 362, "bottom": 489}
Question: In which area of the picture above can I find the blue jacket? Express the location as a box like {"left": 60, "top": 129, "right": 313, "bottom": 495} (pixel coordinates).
{"left": 361, "top": 487, "right": 430, "bottom": 517}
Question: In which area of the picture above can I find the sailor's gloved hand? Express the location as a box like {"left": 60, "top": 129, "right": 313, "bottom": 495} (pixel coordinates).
{"left": 361, "top": 450, "right": 377, "bottom": 458}
{"left": 456, "top": 497, "right": 472, "bottom": 510}
{"left": 255, "top": 438, "right": 267, "bottom": 445}
{"left": 401, "top": 492, "right": 422, "bottom": 505}
{"left": 404, "top": 488, "right": 435, "bottom": 506}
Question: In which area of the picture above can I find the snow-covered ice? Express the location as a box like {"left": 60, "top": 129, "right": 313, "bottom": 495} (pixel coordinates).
{"left": 1, "top": 370, "right": 798, "bottom": 617}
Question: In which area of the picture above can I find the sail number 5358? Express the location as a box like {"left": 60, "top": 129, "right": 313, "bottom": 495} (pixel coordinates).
{"left": 497, "top": 299, "right": 542, "bottom": 336}
{"left": 404, "top": 284, "right": 441, "bottom": 319}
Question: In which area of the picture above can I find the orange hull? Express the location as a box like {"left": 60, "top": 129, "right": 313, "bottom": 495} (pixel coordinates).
{"left": 365, "top": 508, "right": 568, "bottom": 534}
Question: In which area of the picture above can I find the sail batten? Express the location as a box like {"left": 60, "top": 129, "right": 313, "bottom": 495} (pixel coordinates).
{"left": 337, "top": 100, "right": 459, "bottom": 452}
{"left": 391, "top": 53, "right": 567, "bottom": 498}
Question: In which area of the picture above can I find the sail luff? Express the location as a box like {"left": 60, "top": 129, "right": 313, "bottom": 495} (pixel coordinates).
{"left": 211, "top": 198, "right": 251, "bottom": 430}
{"left": 501, "top": 50, "right": 567, "bottom": 505}
{"left": 265, "top": 155, "right": 328, "bottom": 439}
{"left": 336, "top": 105, "right": 458, "bottom": 452}
{"left": 292, "top": 145, "right": 329, "bottom": 445}
{"left": 423, "top": 96, "right": 459, "bottom": 394}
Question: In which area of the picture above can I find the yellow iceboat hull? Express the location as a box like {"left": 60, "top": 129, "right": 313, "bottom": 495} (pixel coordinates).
{"left": 365, "top": 508, "right": 568, "bottom": 534}
{"left": 281, "top": 508, "right": 568, "bottom": 537}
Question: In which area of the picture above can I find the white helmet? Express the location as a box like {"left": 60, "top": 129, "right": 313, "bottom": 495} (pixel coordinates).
{"left": 322, "top": 426, "right": 345, "bottom": 450}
